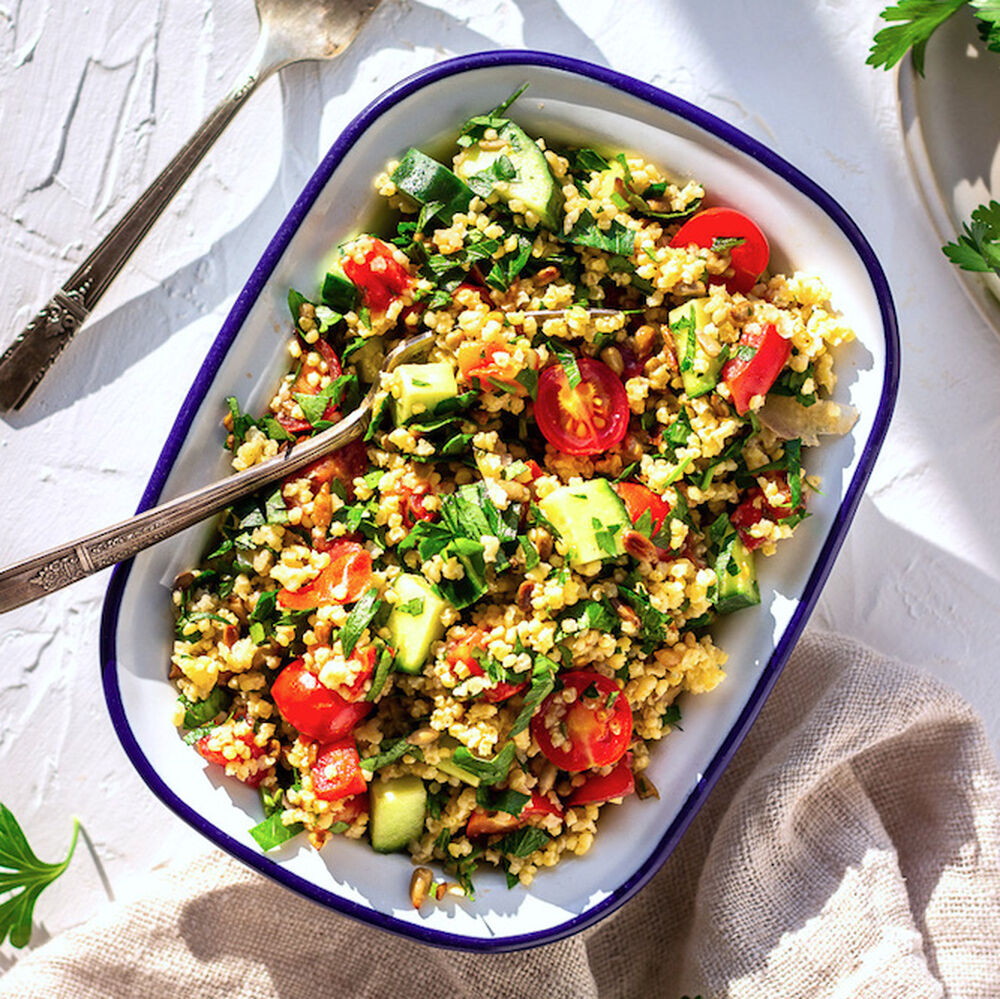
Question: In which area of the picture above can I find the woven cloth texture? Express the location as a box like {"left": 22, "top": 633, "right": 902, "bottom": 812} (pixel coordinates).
{"left": 2, "top": 630, "right": 998, "bottom": 998}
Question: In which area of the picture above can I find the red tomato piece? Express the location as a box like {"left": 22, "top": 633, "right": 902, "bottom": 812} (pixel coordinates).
{"left": 277, "top": 541, "right": 373, "bottom": 610}
{"left": 276, "top": 338, "right": 344, "bottom": 434}
{"left": 669, "top": 207, "right": 770, "bottom": 294}
{"left": 285, "top": 439, "right": 368, "bottom": 502}
{"left": 566, "top": 754, "right": 635, "bottom": 807}
{"left": 307, "top": 645, "right": 376, "bottom": 702}
{"left": 271, "top": 659, "right": 372, "bottom": 742}
{"left": 613, "top": 481, "right": 671, "bottom": 536}
{"left": 457, "top": 339, "right": 528, "bottom": 395}
{"left": 534, "top": 358, "right": 629, "bottom": 456}
{"left": 342, "top": 238, "right": 413, "bottom": 314}
{"left": 330, "top": 792, "right": 369, "bottom": 826}
{"left": 531, "top": 671, "right": 633, "bottom": 772}
{"left": 446, "top": 632, "right": 529, "bottom": 703}
{"left": 393, "top": 483, "right": 438, "bottom": 530}
{"left": 195, "top": 726, "right": 270, "bottom": 788}
{"left": 311, "top": 738, "right": 368, "bottom": 801}
{"left": 466, "top": 793, "right": 563, "bottom": 837}
{"left": 721, "top": 323, "right": 791, "bottom": 415}
{"left": 731, "top": 474, "right": 799, "bottom": 551}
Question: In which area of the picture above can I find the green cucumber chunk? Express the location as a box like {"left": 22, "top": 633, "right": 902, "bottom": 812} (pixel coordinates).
{"left": 322, "top": 260, "right": 358, "bottom": 314}
{"left": 386, "top": 574, "right": 449, "bottom": 675}
{"left": 668, "top": 298, "right": 723, "bottom": 399}
{"left": 537, "top": 479, "right": 629, "bottom": 566}
{"left": 714, "top": 535, "right": 760, "bottom": 614}
{"left": 456, "top": 119, "right": 564, "bottom": 230}
{"left": 370, "top": 775, "right": 427, "bottom": 853}
{"left": 393, "top": 362, "right": 459, "bottom": 423}
{"left": 391, "top": 148, "right": 474, "bottom": 225}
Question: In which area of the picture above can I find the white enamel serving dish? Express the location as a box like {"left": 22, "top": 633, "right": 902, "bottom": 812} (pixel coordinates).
{"left": 101, "top": 50, "right": 898, "bottom": 951}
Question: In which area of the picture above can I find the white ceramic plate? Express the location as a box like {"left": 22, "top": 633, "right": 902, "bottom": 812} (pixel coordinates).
{"left": 101, "top": 51, "right": 898, "bottom": 951}
{"left": 898, "top": 8, "right": 1000, "bottom": 334}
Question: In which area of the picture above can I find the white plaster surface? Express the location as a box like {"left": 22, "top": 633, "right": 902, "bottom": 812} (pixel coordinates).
{"left": 1, "top": 0, "right": 998, "bottom": 962}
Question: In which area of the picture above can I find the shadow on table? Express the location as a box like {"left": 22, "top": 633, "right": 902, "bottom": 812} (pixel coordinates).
{"left": 2, "top": 0, "right": 612, "bottom": 430}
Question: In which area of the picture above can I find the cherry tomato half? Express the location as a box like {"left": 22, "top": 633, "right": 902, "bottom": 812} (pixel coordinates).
{"left": 614, "top": 481, "right": 671, "bottom": 536}
{"left": 566, "top": 754, "right": 635, "bottom": 807}
{"left": 535, "top": 358, "right": 629, "bottom": 456}
{"left": 721, "top": 322, "right": 791, "bottom": 415}
{"left": 446, "top": 632, "right": 528, "bottom": 703}
{"left": 531, "top": 671, "right": 633, "bottom": 772}
{"left": 670, "top": 207, "right": 770, "bottom": 294}
{"left": 277, "top": 541, "right": 373, "bottom": 610}
{"left": 342, "top": 237, "right": 413, "bottom": 314}
{"left": 271, "top": 659, "right": 372, "bottom": 742}
{"left": 311, "top": 738, "right": 368, "bottom": 802}
{"left": 466, "top": 793, "right": 563, "bottom": 837}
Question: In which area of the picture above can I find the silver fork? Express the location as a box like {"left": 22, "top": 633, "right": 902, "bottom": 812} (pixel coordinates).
{"left": 0, "top": 0, "right": 381, "bottom": 412}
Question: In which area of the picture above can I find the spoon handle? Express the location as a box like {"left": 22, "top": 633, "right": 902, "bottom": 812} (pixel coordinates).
{"left": 0, "top": 67, "right": 270, "bottom": 412}
{"left": 0, "top": 400, "right": 370, "bottom": 614}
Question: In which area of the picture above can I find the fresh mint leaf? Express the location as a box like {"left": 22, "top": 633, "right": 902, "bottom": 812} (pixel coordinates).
{"left": 178, "top": 687, "right": 232, "bottom": 729}
{"left": 360, "top": 737, "right": 416, "bottom": 773}
{"left": 225, "top": 396, "right": 255, "bottom": 448}
{"left": 249, "top": 813, "right": 303, "bottom": 852}
{"left": 548, "top": 340, "right": 581, "bottom": 389}
{"left": 509, "top": 655, "right": 557, "bottom": 737}
{"left": 475, "top": 787, "right": 531, "bottom": 816}
{"left": 451, "top": 742, "right": 516, "bottom": 785}
{"left": 711, "top": 236, "right": 747, "bottom": 253}
{"left": 567, "top": 148, "right": 612, "bottom": 173}
{"left": 566, "top": 209, "right": 635, "bottom": 255}
{"left": 288, "top": 288, "right": 309, "bottom": 324}
{"left": 591, "top": 517, "right": 621, "bottom": 556}
{"left": 515, "top": 368, "right": 539, "bottom": 398}
{"left": 366, "top": 645, "right": 395, "bottom": 702}
{"left": 497, "top": 826, "right": 551, "bottom": 858}
{"left": 340, "top": 586, "right": 381, "bottom": 656}
{"left": 662, "top": 702, "right": 683, "bottom": 729}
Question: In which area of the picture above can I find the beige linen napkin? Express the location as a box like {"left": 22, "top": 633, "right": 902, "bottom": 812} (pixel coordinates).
{"left": 3, "top": 631, "right": 999, "bottom": 998}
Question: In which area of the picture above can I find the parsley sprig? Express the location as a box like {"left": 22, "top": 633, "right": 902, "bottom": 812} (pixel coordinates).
{"left": 868, "top": 0, "right": 1000, "bottom": 73}
{"left": 943, "top": 200, "right": 1000, "bottom": 274}
{"left": 0, "top": 804, "right": 79, "bottom": 948}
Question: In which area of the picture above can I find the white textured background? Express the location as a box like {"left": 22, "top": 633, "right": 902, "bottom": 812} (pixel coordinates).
{"left": 2, "top": 0, "right": 999, "bottom": 964}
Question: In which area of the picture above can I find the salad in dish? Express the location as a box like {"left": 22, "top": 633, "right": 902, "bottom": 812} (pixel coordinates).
{"left": 169, "top": 88, "right": 857, "bottom": 906}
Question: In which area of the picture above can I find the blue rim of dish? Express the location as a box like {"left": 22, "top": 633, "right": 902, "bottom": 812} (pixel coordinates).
{"left": 100, "top": 49, "right": 900, "bottom": 952}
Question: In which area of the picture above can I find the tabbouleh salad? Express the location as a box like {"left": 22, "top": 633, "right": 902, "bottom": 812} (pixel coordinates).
{"left": 169, "top": 87, "right": 857, "bottom": 907}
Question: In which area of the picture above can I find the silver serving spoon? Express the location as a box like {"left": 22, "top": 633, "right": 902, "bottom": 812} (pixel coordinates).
{"left": 0, "top": 0, "right": 381, "bottom": 412}
{"left": 0, "top": 332, "right": 431, "bottom": 614}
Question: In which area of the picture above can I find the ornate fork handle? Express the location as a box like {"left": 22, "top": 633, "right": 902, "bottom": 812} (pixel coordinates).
{"left": 0, "top": 397, "right": 370, "bottom": 613}
{"left": 0, "top": 71, "right": 265, "bottom": 411}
